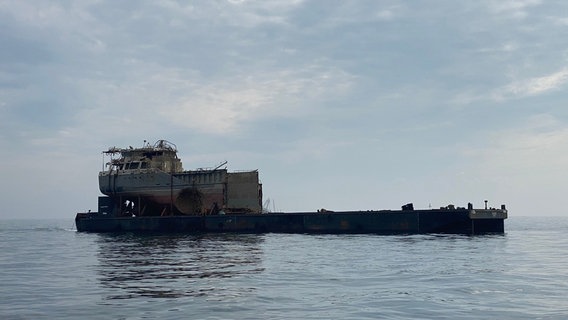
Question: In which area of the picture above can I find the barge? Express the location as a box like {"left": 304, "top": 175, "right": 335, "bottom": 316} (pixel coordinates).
{"left": 75, "top": 140, "right": 507, "bottom": 234}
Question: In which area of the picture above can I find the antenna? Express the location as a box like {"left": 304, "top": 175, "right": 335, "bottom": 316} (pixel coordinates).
{"left": 213, "top": 160, "right": 228, "bottom": 171}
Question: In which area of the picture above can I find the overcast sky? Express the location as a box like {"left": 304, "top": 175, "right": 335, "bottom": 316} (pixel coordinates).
{"left": 1, "top": 0, "right": 568, "bottom": 219}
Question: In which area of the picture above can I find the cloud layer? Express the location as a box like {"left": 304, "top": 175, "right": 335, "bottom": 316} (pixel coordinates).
{"left": 2, "top": 1, "right": 568, "bottom": 218}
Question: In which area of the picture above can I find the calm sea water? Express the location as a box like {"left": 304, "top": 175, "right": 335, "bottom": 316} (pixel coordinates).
{"left": 0, "top": 216, "right": 567, "bottom": 319}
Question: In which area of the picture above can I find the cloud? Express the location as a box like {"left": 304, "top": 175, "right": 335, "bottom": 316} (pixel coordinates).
{"left": 486, "top": 0, "right": 542, "bottom": 19}
{"left": 460, "top": 114, "right": 568, "bottom": 188}
{"left": 158, "top": 65, "right": 356, "bottom": 135}
{"left": 495, "top": 68, "right": 568, "bottom": 99}
{"left": 3, "top": 1, "right": 568, "bottom": 217}
{"left": 151, "top": 0, "right": 304, "bottom": 30}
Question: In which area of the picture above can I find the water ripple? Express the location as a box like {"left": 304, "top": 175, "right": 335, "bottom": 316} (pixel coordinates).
{"left": 1, "top": 217, "right": 568, "bottom": 319}
{"left": 95, "top": 234, "right": 265, "bottom": 300}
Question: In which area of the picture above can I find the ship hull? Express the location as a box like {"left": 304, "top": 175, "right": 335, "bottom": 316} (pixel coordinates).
{"left": 75, "top": 209, "right": 506, "bottom": 235}
{"left": 98, "top": 169, "right": 261, "bottom": 214}
{"left": 98, "top": 171, "right": 221, "bottom": 205}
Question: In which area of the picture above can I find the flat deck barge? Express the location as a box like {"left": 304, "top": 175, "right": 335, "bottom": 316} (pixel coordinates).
{"left": 75, "top": 206, "right": 507, "bottom": 235}
{"left": 76, "top": 140, "right": 507, "bottom": 235}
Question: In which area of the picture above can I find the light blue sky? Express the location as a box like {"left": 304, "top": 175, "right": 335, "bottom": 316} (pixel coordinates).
{"left": 1, "top": 0, "right": 567, "bottom": 218}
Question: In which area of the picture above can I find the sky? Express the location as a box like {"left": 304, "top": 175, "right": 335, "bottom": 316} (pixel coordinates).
{"left": 1, "top": 0, "right": 568, "bottom": 219}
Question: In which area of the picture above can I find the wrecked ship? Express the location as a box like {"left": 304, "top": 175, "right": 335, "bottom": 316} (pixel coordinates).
{"left": 97, "top": 140, "right": 262, "bottom": 216}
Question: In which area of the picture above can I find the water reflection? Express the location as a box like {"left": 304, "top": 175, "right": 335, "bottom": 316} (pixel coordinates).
{"left": 95, "top": 233, "right": 265, "bottom": 299}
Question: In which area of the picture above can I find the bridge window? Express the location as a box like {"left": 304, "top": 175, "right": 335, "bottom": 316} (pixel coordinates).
{"left": 126, "top": 162, "right": 139, "bottom": 170}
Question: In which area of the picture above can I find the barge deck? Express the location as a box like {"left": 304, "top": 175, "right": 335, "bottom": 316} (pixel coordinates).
{"left": 75, "top": 206, "right": 507, "bottom": 235}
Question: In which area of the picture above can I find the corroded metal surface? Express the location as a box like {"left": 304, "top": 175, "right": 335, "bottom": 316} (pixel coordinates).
{"left": 97, "top": 140, "right": 262, "bottom": 215}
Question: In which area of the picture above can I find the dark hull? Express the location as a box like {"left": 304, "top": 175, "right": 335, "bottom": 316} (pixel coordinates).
{"left": 75, "top": 209, "right": 506, "bottom": 235}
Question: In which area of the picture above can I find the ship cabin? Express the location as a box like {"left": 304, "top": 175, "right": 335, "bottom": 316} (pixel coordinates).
{"left": 103, "top": 140, "right": 183, "bottom": 174}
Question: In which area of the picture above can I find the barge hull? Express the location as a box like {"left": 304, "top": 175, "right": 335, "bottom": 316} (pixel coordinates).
{"left": 75, "top": 209, "right": 506, "bottom": 235}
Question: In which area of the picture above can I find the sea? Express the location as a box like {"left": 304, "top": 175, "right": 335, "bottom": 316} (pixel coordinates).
{"left": 0, "top": 216, "right": 567, "bottom": 320}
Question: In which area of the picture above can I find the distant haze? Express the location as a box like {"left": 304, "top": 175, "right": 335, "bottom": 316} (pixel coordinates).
{"left": 1, "top": 1, "right": 567, "bottom": 218}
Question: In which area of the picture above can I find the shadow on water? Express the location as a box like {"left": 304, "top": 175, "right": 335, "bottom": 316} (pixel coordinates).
{"left": 95, "top": 233, "right": 265, "bottom": 300}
